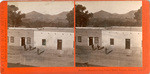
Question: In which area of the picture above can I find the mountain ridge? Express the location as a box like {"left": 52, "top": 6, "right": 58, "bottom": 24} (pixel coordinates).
{"left": 22, "top": 10, "right": 137, "bottom": 27}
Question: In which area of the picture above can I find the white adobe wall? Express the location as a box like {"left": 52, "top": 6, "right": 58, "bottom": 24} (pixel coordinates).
{"left": 102, "top": 30, "right": 142, "bottom": 49}
{"left": 34, "top": 31, "right": 74, "bottom": 50}
{"left": 7, "top": 29, "right": 34, "bottom": 46}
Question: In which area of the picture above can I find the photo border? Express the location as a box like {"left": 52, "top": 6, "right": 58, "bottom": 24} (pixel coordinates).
{"left": 0, "top": 0, "right": 149, "bottom": 74}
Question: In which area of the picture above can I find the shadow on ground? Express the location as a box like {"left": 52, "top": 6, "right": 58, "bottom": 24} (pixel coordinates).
{"left": 75, "top": 45, "right": 142, "bottom": 67}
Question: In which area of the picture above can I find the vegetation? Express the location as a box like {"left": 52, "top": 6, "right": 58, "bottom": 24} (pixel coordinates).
{"left": 8, "top": 5, "right": 25, "bottom": 27}
{"left": 21, "top": 21, "right": 69, "bottom": 28}
{"left": 66, "top": 8, "right": 74, "bottom": 27}
{"left": 134, "top": 7, "right": 142, "bottom": 26}
{"left": 75, "top": 4, "right": 93, "bottom": 27}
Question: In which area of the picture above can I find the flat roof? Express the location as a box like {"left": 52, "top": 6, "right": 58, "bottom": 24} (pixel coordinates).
{"left": 37, "top": 27, "right": 74, "bottom": 33}
{"left": 76, "top": 27, "right": 104, "bottom": 29}
{"left": 8, "top": 26, "right": 142, "bottom": 32}
{"left": 104, "top": 27, "right": 142, "bottom": 32}
{"left": 76, "top": 27, "right": 142, "bottom": 32}
{"left": 8, "top": 27, "right": 74, "bottom": 33}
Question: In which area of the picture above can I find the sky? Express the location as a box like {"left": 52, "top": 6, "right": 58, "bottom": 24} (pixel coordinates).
{"left": 8, "top": 1, "right": 74, "bottom": 15}
{"left": 76, "top": 1, "right": 142, "bottom": 14}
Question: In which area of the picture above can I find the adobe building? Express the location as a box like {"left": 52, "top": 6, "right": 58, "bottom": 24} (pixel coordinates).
{"left": 76, "top": 27, "right": 104, "bottom": 47}
{"left": 76, "top": 26, "right": 142, "bottom": 50}
{"left": 102, "top": 27, "right": 142, "bottom": 50}
{"left": 8, "top": 27, "right": 74, "bottom": 51}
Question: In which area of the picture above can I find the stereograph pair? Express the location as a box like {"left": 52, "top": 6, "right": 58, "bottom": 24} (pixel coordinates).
{"left": 7, "top": 1, "right": 142, "bottom": 67}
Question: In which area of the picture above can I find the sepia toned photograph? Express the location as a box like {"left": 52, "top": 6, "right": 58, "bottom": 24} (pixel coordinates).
{"left": 7, "top": 1, "right": 74, "bottom": 67}
{"left": 75, "top": 1, "right": 142, "bottom": 67}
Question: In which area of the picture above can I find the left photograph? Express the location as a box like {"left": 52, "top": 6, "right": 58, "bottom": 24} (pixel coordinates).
{"left": 7, "top": 1, "right": 74, "bottom": 67}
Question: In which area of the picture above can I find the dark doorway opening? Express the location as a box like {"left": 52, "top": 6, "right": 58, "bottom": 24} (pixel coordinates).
{"left": 89, "top": 37, "right": 93, "bottom": 46}
{"left": 125, "top": 39, "right": 130, "bottom": 49}
{"left": 57, "top": 39, "right": 62, "bottom": 50}
{"left": 21, "top": 37, "right": 25, "bottom": 46}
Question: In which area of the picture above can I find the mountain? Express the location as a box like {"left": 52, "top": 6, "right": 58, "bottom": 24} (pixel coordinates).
{"left": 92, "top": 10, "right": 137, "bottom": 22}
{"left": 21, "top": 10, "right": 138, "bottom": 27}
{"left": 23, "top": 10, "right": 137, "bottom": 23}
{"left": 22, "top": 11, "right": 50, "bottom": 22}
{"left": 49, "top": 12, "right": 68, "bottom": 23}
{"left": 22, "top": 11, "right": 69, "bottom": 23}
{"left": 93, "top": 10, "right": 112, "bottom": 19}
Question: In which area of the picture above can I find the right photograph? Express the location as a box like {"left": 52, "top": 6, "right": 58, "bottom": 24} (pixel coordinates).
{"left": 75, "top": 1, "right": 142, "bottom": 67}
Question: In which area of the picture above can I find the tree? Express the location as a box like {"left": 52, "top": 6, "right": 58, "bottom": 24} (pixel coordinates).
{"left": 66, "top": 8, "right": 74, "bottom": 27}
{"left": 134, "top": 7, "right": 142, "bottom": 26}
{"left": 8, "top": 5, "right": 25, "bottom": 27}
{"left": 66, "top": 4, "right": 93, "bottom": 27}
{"left": 75, "top": 4, "right": 93, "bottom": 27}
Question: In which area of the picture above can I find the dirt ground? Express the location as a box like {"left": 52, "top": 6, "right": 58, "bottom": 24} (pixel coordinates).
{"left": 76, "top": 46, "right": 142, "bottom": 67}
{"left": 8, "top": 63, "right": 34, "bottom": 67}
{"left": 7, "top": 46, "right": 74, "bottom": 67}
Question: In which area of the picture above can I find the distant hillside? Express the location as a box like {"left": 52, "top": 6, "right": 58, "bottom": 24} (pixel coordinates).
{"left": 88, "top": 10, "right": 139, "bottom": 27}
{"left": 23, "top": 10, "right": 137, "bottom": 24}
{"left": 21, "top": 10, "right": 140, "bottom": 27}
{"left": 22, "top": 11, "right": 69, "bottom": 23}
{"left": 93, "top": 10, "right": 137, "bottom": 22}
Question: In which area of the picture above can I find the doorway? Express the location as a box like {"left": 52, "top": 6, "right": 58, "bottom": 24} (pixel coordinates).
{"left": 89, "top": 37, "right": 93, "bottom": 46}
{"left": 125, "top": 39, "right": 130, "bottom": 49}
{"left": 57, "top": 39, "right": 62, "bottom": 50}
{"left": 21, "top": 37, "right": 25, "bottom": 46}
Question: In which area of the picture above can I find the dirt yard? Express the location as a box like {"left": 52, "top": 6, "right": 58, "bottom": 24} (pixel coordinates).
{"left": 76, "top": 46, "right": 142, "bottom": 67}
{"left": 7, "top": 46, "right": 74, "bottom": 67}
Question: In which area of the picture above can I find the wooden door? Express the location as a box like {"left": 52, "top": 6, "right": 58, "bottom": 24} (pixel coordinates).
{"left": 89, "top": 37, "right": 93, "bottom": 46}
{"left": 57, "top": 39, "right": 62, "bottom": 50}
{"left": 125, "top": 39, "right": 130, "bottom": 49}
{"left": 21, "top": 37, "right": 25, "bottom": 46}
